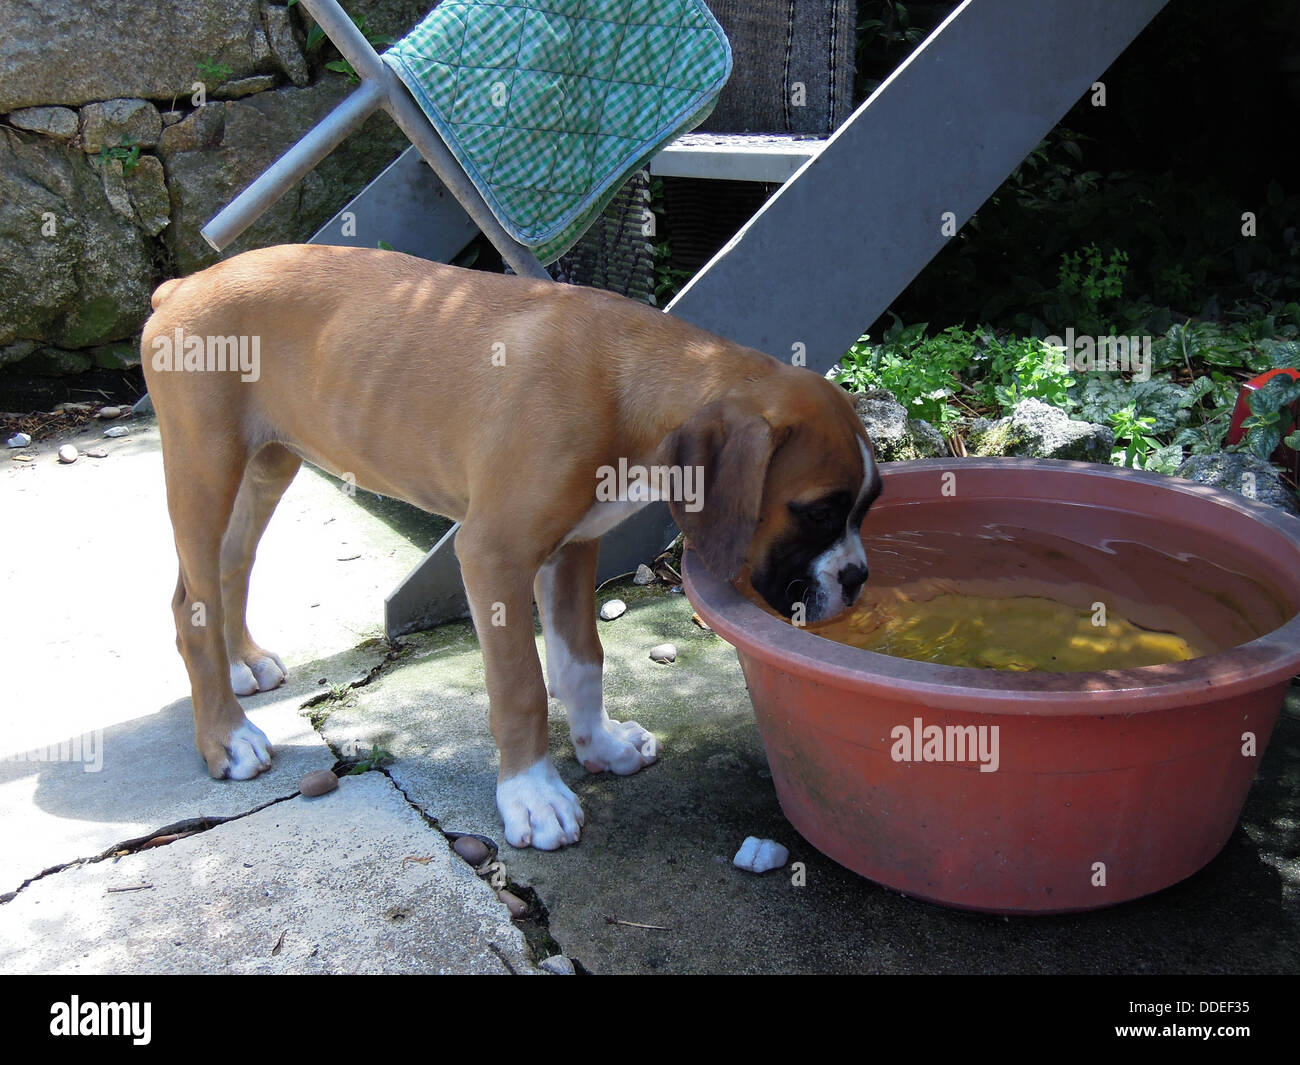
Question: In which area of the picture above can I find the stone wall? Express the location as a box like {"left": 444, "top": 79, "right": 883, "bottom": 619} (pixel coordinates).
{"left": 0, "top": 0, "right": 428, "bottom": 376}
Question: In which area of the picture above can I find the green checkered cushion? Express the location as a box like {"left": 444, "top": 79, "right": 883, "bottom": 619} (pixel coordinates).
{"left": 383, "top": 0, "right": 731, "bottom": 264}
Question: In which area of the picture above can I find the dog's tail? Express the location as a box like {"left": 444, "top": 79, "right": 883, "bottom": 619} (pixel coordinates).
{"left": 150, "top": 276, "right": 187, "bottom": 311}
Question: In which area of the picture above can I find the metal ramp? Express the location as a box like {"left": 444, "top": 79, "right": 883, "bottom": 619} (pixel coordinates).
{"left": 202, "top": 0, "right": 1170, "bottom": 637}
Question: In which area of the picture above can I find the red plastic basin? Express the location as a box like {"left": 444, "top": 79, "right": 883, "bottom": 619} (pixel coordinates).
{"left": 683, "top": 458, "right": 1300, "bottom": 913}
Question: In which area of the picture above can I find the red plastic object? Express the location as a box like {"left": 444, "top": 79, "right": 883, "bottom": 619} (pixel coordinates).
{"left": 684, "top": 459, "right": 1300, "bottom": 914}
{"left": 1225, "top": 367, "right": 1300, "bottom": 477}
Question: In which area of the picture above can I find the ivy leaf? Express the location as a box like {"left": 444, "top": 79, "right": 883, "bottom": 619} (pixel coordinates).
{"left": 1250, "top": 425, "right": 1281, "bottom": 461}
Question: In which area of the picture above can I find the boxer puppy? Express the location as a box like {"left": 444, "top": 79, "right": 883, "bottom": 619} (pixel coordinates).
{"left": 142, "top": 244, "right": 879, "bottom": 850}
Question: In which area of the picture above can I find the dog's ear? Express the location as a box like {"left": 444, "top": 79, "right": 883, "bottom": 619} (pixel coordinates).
{"left": 656, "top": 398, "right": 789, "bottom": 581}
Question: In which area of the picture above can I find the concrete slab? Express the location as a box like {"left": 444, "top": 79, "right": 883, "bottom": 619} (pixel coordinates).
{"left": 0, "top": 773, "right": 538, "bottom": 974}
{"left": 1, "top": 415, "right": 430, "bottom": 890}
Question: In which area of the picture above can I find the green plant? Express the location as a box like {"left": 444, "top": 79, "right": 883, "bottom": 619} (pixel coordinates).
{"left": 1240, "top": 374, "right": 1300, "bottom": 461}
{"left": 346, "top": 743, "right": 395, "bottom": 775}
{"left": 99, "top": 135, "right": 141, "bottom": 175}
{"left": 1048, "top": 244, "right": 1129, "bottom": 336}
{"left": 990, "top": 336, "right": 1075, "bottom": 414}
{"left": 651, "top": 241, "right": 693, "bottom": 305}
{"left": 836, "top": 318, "right": 972, "bottom": 430}
{"left": 197, "top": 56, "right": 233, "bottom": 85}
{"left": 1109, "top": 405, "right": 1164, "bottom": 470}
{"left": 855, "top": 2, "right": 927, "bottom": 98}
{"left": 312, "top": 10, "right": 395, "bottom": 83}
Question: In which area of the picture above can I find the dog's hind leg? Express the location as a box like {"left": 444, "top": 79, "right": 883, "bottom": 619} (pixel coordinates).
{"left": 535, "top": 539, "right": 658, "bottom": 776}
{"left": 162, "top": 431, "right": 273, "bottom": 780}
{"left": 220, "top": 443, "right": 302, "bottom": 695}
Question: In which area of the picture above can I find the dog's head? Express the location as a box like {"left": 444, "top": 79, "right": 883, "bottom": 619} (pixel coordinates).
{"left": 659, "top": 371, "right": 881, "bottom": 623}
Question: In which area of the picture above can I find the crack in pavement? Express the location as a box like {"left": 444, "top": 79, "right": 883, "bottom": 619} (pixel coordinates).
{"left": 298, "top": 637, "right": 579, "bottom": 972}
{"left": 0, "top": 793, "right": 300, "bottom": 904}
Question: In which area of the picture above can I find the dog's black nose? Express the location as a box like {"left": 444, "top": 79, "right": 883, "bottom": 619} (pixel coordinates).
{"left": 839, "top": 563, "right": 867, "bottom": 601}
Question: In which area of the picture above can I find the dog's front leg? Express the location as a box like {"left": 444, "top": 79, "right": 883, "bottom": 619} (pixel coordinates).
{"left": 535, "top": 539, "right": 658, "bottom": 775}
{"left": 457, "top": 525, "right": 584, "bottom": 850}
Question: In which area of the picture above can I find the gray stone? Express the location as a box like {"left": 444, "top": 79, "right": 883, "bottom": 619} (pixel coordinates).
{"left": 966, "top": 399, "right": 1113, "bottom": 463}
{"left": 132, "top": 393, "right": 155, "bottom": 415}
{"left": 125, "top": 155, "right": 171, "bottom": 236}
{"left": 91, "top": 342, "right": 142, "bottom": 370}
{"left": 649, "top": 642, "right": 677, "bottom": 664}
{"left": 80, "top": 99, "right": 163, "bottom": 153}
{"left": 7, "top": 432, "right": 31, "bottom": 448}
{"left": 0, "top": 128, "right": 155, "bottom": 351}
{"left": 539, "top": 954, "right": 576, "bottom": 975}
{"left": 159, "top": 80, "right": 408, "bottom": 274}
{"left": 265, "top": 3, "right": 311, "bottom": 87}
{"left": 599, "top": 599, "right": 627, "bottom": 621}
{"left": 0, "top": 2, "right": 267, "bottom": 113}
{"left": 0, "top": 340, "right": 37, "bottom": 368}
{"left": 853, "top": 389, "right": 948, "bottom": 460}
{"left": 214, "top": 75, "right": 279, "bottom": 100}
{"left": 20, "top": 347, "right": 94, "bottom": 376}
{"left": 160, "top": 111, "right": 185, "bottom": 127}
{"left": 99, "top": 158, "right": 136, "bottom": 221}
{"left": 1175, "top": 453, "right": 1299, "bottom": 515}
{"left": 7, "top": 106, "right": 78, "bottom": 140}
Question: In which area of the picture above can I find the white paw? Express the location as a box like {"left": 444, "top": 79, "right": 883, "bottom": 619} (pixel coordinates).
{"left": 229, "top": 650, "right": 287, "bottom": 696}
{"left": 574, "top": 718, "right": 658, "bottom": 775}
{"left": 497, "top": 759, "right": 584, "bottom": 850}
{"left": 225, "top": 719, "right": 274, "bottom": 780}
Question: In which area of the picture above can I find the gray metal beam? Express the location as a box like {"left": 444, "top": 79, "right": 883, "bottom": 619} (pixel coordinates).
{"left": 310, "top": 146, "right": 479, "bottom": 260}
{"left": 665, "top": 0, "right": 1170, "bottom": 373}
{"left": 649, "top": 133, "right": 824, "bottom": 183}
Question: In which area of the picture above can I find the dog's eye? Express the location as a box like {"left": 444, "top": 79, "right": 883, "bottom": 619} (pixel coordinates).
{"left": 790, "top": 495, "right": 847, "bottom": 528}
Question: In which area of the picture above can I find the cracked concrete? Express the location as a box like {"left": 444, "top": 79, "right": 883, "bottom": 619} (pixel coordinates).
{"left": 2, "top": 416, "right": 539, "bottom": 973}
{"left": 4, "top": 413, "right": 1299, "bottom": 974}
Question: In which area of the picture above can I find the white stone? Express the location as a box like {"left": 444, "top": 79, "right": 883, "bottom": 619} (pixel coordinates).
{"left": 103, "top": 426, "right": 130, "bottom": 437}
{"left": 57, "top": 444, "right": 78, "bottom": 463}
{"left": 733, "top": 836, "right": 789, "bottom": 873}
{"left": 648, "top": 642, "right": 676, "bottom": 664}
{"left": 598, "top": 598, "right": 626, "bottom": 621}
{"left": 7, "top": 432, "right": 31, "bottom": 448}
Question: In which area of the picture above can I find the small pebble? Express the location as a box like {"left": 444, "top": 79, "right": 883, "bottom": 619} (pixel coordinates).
{"left": 649, "top": 642, "right": 676, "bottom": 663}
{"left": 96, "top": 406, "right": 122, "bottom": 419}
{"left": 57, "top": 444, "right": 78, "bottom": 464}
{"left": 733, "top": 836, "right": 789, "bottom": 873}
{"left": 539, "top": 954, "right": 575, "bottom": 975}
{"left": 599, "top": 598, "right": 626, "bottom": 621}
{"left": 633, "top": 564, "right": 655, "bottom": 585}
{"left": 452, "top": 835, "right": 490, "bottom": 865}
{"left": 6, "top": 432, "right": 30, "bottom": 448}
{"left": 299, "top": 769, "right": 338, "bottom": 797}
{"left": 498, "top": 889, "right": 528, "bottom": 917}
{"left": 103, "top": 425, "right": 130, "bottom": 438}
{"left": 84, "top": 447, "right": 108, "bottom": 458}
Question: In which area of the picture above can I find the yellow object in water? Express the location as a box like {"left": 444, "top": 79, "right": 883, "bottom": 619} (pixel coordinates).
{"left": 811, "top": 592, "right": 1203, "bottom": 671}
